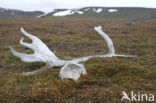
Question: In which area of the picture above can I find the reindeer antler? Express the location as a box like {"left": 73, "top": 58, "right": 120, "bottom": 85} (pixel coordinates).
{"left": 71, "top": 26, "right": 136, "bottom": 63}
{"left": 9, "top": 28, "right": 66, "bottom": 66}
{"left": 9, "top": 26, "right": 136, "bottom": 80}
{"left": 95, "top": 26, "right": 115, "bottom": 54}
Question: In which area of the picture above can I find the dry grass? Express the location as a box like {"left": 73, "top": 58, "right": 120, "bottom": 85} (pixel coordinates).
{"left": 0, "top": 18, "right": 156, "bottom": 103}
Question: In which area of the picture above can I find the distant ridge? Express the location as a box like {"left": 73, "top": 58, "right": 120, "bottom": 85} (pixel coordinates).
{"left": 0, "top": 7, "right": 44, "bottom": 18}
{"left": 0, "top": 6, "right": 156, "bottom": 20}
{"left": 38, "top": 7, "right": 156, "bottom": 20}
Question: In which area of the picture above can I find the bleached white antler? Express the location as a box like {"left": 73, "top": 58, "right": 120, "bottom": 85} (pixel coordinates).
{"left": 71, "top": 26, "right": 136, "bottom": 63}
{"left": 9, "top": 28, "right": 68, "bottom": 76}
{"left": 9, "top": 26, "right": 136, "bottom": 80}
{"left": 9, "top": 28, "right": 66, "bottom": 66}
{"left": 95, "top": 26, "right": 115, "bottom": 55}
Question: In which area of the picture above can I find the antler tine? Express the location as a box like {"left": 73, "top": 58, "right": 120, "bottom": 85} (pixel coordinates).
{"left": 20, "top": 28, "right": 37, "bottom": 41}
{"left": 114, "top": 54, "right": 137, "bottom": 57}
{"left": 20, "top": 37, "right": 33, "bottom": 49}
{"left": 23, "top": 64, "right": 52, "bottom": 76}
{"left": 94, "top": 26, "right": 115, "bottom": 55}
{"left": 9, "top": 46, "right": 41, "bottom": 62}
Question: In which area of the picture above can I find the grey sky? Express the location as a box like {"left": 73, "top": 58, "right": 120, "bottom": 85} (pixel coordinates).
{"left": 0, "top": 0, "right": 156, "bottom": 12}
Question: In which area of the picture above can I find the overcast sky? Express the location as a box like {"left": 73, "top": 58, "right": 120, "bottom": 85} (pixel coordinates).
{"left": 0, "top": 0, "right": 156, "bottom": 12}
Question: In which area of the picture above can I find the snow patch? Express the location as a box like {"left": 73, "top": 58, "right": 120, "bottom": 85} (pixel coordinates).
{"left": 37, "top": 10, "right": 54, "bottom": 18}
{"left": 53, "top": 9, "right": 83, "bottom": 16}
{"left": 53, "top": 10, "right": 73, "bottom": 16}
{"left": 108, "top": 9, "right": 118, "bottom": 13}
{"left": 75, "top": 11, "right": 83, "bottom": 14}
{"left": 93, "top": 8, "right": 102, "bottom": 13}
{"left": 84, "top": 8, "right": 90, "bottom": 11}
{"left": 37, "top": 12, "right": 48, "bottom": 18}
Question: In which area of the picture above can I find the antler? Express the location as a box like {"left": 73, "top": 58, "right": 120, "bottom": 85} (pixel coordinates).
{"left": 9, "top": 28, "right": 66, "bottom": 66}
{"left": 95, "top": 26, "right": 115, "bottom": 55}
{"left": 71, "top": 26, "right": 136, "bottom": 63}
{"left": 9, "top": 26, "right": 136, "bottom": 80}
{"left": 9, "top": 28, "right": 68, "bottom": 76}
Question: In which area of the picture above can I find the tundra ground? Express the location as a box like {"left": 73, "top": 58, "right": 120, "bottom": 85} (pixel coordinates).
{"left": 0, "top": 18, "right": 155, "bottom": 103}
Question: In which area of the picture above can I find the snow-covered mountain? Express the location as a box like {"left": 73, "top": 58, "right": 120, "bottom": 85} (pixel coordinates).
{"left": 38, "top": 7, "right": 156, "bottom": 20}
{"left": 0, "top": 6, "right": 155, "bottom": 20}
{"left": 0, "top": 7, "right": 44, "bottom": 18}
{"left": 38, "top": 7, "right": 119, "bottom": 18}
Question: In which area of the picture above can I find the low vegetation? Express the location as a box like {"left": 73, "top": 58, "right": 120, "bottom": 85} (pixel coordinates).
{"left": 0, "top": 18, "right": 155, "bottom": 103}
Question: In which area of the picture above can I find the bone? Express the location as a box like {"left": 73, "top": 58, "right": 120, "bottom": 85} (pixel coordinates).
{"left": 9, "top": 26, "right": 136, "bottom": 81}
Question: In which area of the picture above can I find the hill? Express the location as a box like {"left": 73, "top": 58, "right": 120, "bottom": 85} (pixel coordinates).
{"left": 0, "top": 7, "right": 44, "bottom": 18}
{"left": 0, "top": 6, "right": 156, "bottom": 20}
{"left": 40, "top": 7, "right": 156, "bottom": 20}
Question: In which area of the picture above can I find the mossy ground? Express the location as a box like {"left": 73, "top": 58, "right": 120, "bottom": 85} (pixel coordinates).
{"left": 0, "top": 18, "right": 155, "bottom": 103}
